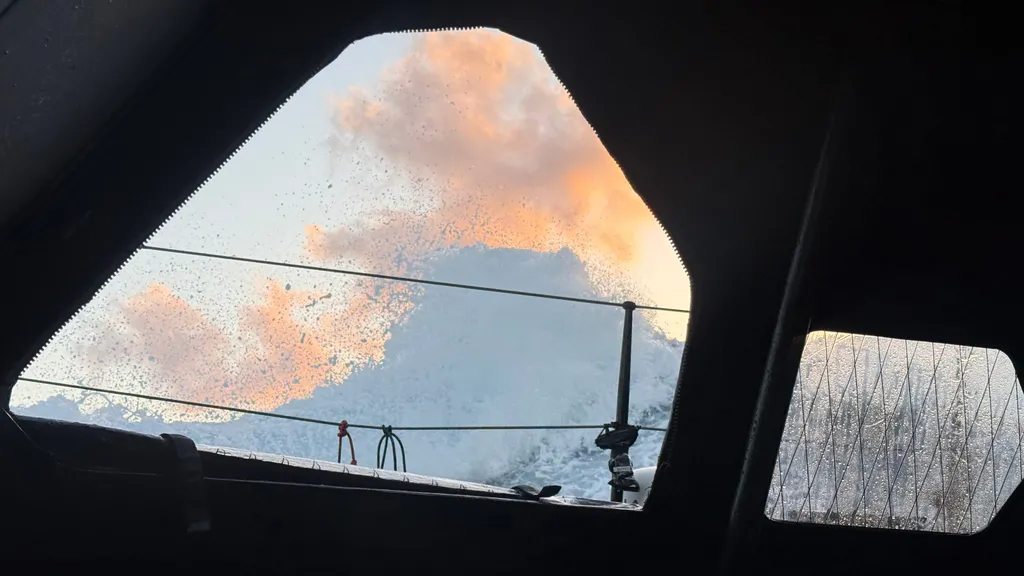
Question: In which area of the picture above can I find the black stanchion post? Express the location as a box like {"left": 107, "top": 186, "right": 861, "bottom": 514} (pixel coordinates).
{"left": 610, "top": 301, "right": 636, "bottom": 502}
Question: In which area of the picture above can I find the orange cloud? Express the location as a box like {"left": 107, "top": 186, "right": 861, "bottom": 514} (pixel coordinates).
{"left": 313, "top": 30, "right": 687, "bottom": 334}
{"left": 81, "top": 278, "right": 417, "bottom": 420}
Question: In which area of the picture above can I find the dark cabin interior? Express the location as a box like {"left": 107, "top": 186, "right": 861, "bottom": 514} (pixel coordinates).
{"left": 2, "top": 0, "right": 1020, "bottom": 573}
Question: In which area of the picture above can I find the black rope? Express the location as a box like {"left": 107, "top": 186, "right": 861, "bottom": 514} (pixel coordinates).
{"left": 18, "top": 377, "right": 669, "bottom": 433}
{"left": 140, "top": 245, "right": 690, "bottom": 315}
{"left": 376, "top": 425, "right": 407, "bottom": 472}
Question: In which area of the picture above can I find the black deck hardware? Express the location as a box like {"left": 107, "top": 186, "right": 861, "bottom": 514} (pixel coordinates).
{"left": 511, "top": 485, "right": 563, "bottom": 500}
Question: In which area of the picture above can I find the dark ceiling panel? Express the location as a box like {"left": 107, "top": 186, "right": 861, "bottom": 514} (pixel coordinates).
{"left": 0, "top": 0, "right": 219, "bottom": 229}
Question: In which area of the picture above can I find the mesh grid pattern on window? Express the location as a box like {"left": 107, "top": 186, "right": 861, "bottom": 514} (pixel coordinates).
{"left": 765, "top": 331, "right": 1022, "bottom": 534}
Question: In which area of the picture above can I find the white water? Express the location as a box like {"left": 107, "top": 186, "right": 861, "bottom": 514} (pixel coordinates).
{"left": 13, "top": 245, "right": 683, "bottom": 499}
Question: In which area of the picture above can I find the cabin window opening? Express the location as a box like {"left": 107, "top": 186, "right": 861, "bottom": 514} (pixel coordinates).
{"left": 11, "top": 29, "right": 691, "bottom": 505}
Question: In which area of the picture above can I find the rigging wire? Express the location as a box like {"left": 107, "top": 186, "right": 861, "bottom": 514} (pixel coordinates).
{"left": 140, "top": 245, "right": 690, "bottom": 315}
{"left": 17, "top": 377, "right": 669, "bottom": 433}
{"left": 15, "top": 244, "right": 677, "bottom": 479}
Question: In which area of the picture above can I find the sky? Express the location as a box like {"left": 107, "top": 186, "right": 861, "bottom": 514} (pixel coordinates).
{"left": 14, "top": 29, "right": 691, "bottom": 421}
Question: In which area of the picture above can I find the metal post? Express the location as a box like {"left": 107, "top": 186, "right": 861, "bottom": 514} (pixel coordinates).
{"left": 611, "top": 300, "right": 636, "bottom": 502}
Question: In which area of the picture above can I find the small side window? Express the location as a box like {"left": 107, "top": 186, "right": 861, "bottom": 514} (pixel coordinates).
{"left": 766, "top": 331, "right": 1021, "bottom": 534}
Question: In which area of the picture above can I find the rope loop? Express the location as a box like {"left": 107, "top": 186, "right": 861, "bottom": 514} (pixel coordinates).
{"left": 376, "top": 425, "right": 407, "bottom": 472}
{"left": 337, "top": 420, "right": 357, "bottom": 466}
